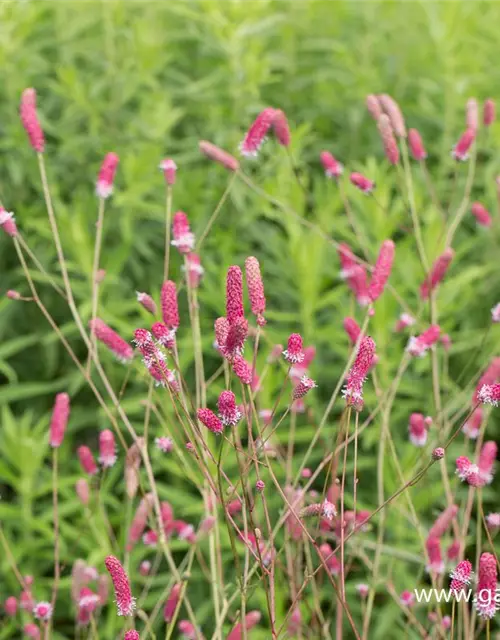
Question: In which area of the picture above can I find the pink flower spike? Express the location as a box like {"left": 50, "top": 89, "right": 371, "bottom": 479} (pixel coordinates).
{"left": 292, "top": 375, "right": 317, "bottom": 400}
{"left": 320, "top": 151, "right": 344, "bottom": 178}
{"left": 124, "top": 632, "right": 139, "bottom": 640}
{"left": 184, "top": 253, "right": 204, "bottom": 289}
{"left": 408, "top": 413, "right": 428, "bottom": 447}
{"left": 474, "top": 358, "right": 500, "bottom": 401}
{"left": 239, "top": 107, "right": 276, "bottom": 156}
{"left": 214, "top": 317, "right": 230, "bottom": 355}
{"left": 450, "top": 560, "right": 473, "bottom": 594}
{"left": 0, "top": 207, "right": 18, "bottom": 237}
{"left": 197, "top": 408, "right": 224, "bottom": 435}
{"left": 283, "top": 333, "right": 305, "bottom": 364}
{"left": 224, "top": 317, "right": 248, "bottom": 358}
{"left": 343, "top": 317, "right": 361, "bottom": 344}
{"left": 484, "top": 99, "right": 495, "bottom": 127}
{"left": 161, "top": 281, "right": 180, "bottom": 329}
{"left": 151, "top": 322, "right": 175, "bottom": 350}
{"left": 369, "top": 240, "right": 395, "bottom": 301}
{"left": 318, "top": 543, "right": 341, "bottom": 575}
{"left": 136, "top": 291, "right": 157, "bottom": 316}
{"left": 199, "top": 140, "right": 240, "bottom": 172}
{"left": 406, "top": 325, "right": 441, "bottom": 357}
{"left": 155, "top": 436, "right": 173, "bottom": 453}
{"left": 475, "top": 552, "right": 498, "bottom": 619}
{"left": 491, "top": 304, "right": 500, "bottom": 323}
{"left": 377, "top": 114, "right": 399, "bottom": 165}
{"left": 89, "top": 318, "right": 134, "bottom": 363}
{"left": 255, "top": 479, "right": 265, "bottom": 492}
{"left": 447, "top": 540, "right": 460, "bottom": 561}
{"left": 420, "top": 248, "right": 454, "bottom": 299}
{"left": 366, "top": 94, "right": 383, "bottom": 121}
{"left": 217, "top": 390, "right": 242, "bottom": 426}
{"left": 479, "top": 383, "right": 500, "bottom": 406}
{"left": 159, "top": 158, "right": 177, "bottom": 185}
{"left": 99, "top": 429, "right": 116, "bottom": 468}
{"left": 4, "top": 596, "right": 17, "bottom": 616}
{"left": 400, "top": 590, "right": 414, "bottom": 607}
{"left": 478, "top": 441, "right": 497, "bottom": 484}
{"left": 20, "top": 88, "right": 44, "bottom": 153}
{"left": 33, "top": 602, "right": 52, "bottom": 621}
{"left": 337, "top": 243, "right": 357, "bottom": 278}
{"left": 408, "top": 128, "right": 427, "bottom": 160}
{"left": 471, "top": 202, "right": 492, "bottom": 227}
{"left": 226, "top": 265, "right": 244, "bottom": 325}
{"left": 343, "top": 336, "right": 376, "bottom": 410}
{"left": 432, "top": 447, "right": 445, "bottom": 461}
{"left": 96, "top": 153, "right": 119, "bottom": 199}
{"left": 178, "top": 620, "right": 197, "bottom": 639}
{"left": 171, "top": 211, "right": 195, "bottom": 254}
{"left": 49, "top": 392, "right": 70, "bottom": 448}
{"left": 463, "top": 407, "right": 483, "bottom": 439}
{"left": 395, "top": 312, "right": 415, "bottom": 332}
{"left": 232, "top": 356, "right": 253, "bottom": 385}
{"left": 350, "top": 172, "right": 375, "bottom": 194}
{"left": 227, "top": 611, "right": 262, "bottom": 640}
{"left": 452, "top": 128, "right": 475, "bottom": 161}
{"left": 23, "top": 624, "right": 40, "bottom": 639}
{"left": 378, "top": 94, "right": 406, "bottom": 137}
{"left": 245, "top": 256, "right": 266, "bottom": 324}
{"left": 466, "top": 98, "right": 479, "bottom": 131}
{"left": 7, "top": 289, "right": 21, "bottom": 300}
{"left": 272, "top": 109, "right": 290, "bottom": 147}
{"left": 104, "top": 555, "right": 135, "bottom": 616}
{"left": 163, "top": 583, "right": 181, "bottom": 622}
{"left": 428, "top": 505, "right": 458, "bottom": 539}
{"left": 425, "top": 536, "right": 444, "bottom": 574}
{"left": 78, "top": 446, "right": 98, "bottom": 476}
{"left": 287, "top": 605, "right": 302, "bottom": 636}
{"left": 347, "top": 265, "right": 371, "bottom": 307}
{"left": 76, "top": 478, "right": 90, "bottom": 506}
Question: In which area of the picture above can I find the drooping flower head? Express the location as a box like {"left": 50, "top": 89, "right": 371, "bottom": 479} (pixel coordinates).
{"left": 395, "top": 312, "right": 415, "bottom": 332}
{"left": 408, "top": 128, "right": 427, "bottom": 160}
{"left": 136, "top": 291, "right": 157, "bottom": 316}
{"left": 420, "top": 249, "right": 454, "bottom": 299}
{"left": 477, "top": 441, "right": 497, "bottom": 484}
{"left": 475, "top": 552, "right": 497, "bottom": 619}
{"left": 471, "top": 202, "right": 492, "bottom": 227}
{"left": 272, "top": 109, "right": 290, "bottom": 147}
{"left": 320, "top": 151, "right": 343, "bottom": 178}
{"left": 350, "top": 172, "right": 375, "bottom": 194}
{"left": 49, "top": 392, "right": 70, "bottom": 448}
{"left": 466, "top": 98, "right": 479, "bottom": 131}
{"left": 226, "top": 265, "right": 244, "bottom": 325}
{"left": 161, "top": 281, "right": 180, "bottom": 330}
{"left": 452, "top": 128, "right": 476, "bottom": 161}
{"left": 232, "top": 356, "right": 253, "bottom": 385}
{"left": 151, "top": 322, "right": 175, "bottom": 350}
{"left": 159, "top": 158, "right": 177, "bottom": 185}
{"left": 239, "top": 107, "right": 276, "bottom": 156}
{"left": 20, "top": 88, "right": 44, "bottom": 153}
{"left": 33, "top": 602, "right": 52, "bottom": 621}
{"left": 245, "top": 256, "right": 266, "bottom": 325}
{"left": 283, "top": 333, "right": 305, "bottom": 364}
{"left": 365, "top": 94, "right": 383, "bottom": 120}
{"left": 343, "top": 336, "right": 376, "bottom": 410}
{"left": 369, "top": 240, "right": 395, "bottom": 301}
{"left": 96, "top": 153, "right": 119, "bottom": 199}
{"left": 99, "top": 429, "right": 116, "bottom": 468}
{"left": 4, "top": 596, "right": 17, "bottom": 617}
{"left": 104, "top": 555, "right": 135, "bottom": 616}
{"left": 197, "top": 408, "right": 224, "bottom": 435}
{"left": 217, "top": 391, "right": 242, "bottom": 426}
{"left": 377, "top": 114, "right": 399, "bottom": 165}
{"left": 199, "top": 140, "right": 240, "bottom": 172}
{"left": 171, "top": 211, "right": 195, "bottom": 254}
{"left": 89, "top": 319, "right": 134, "bottom": 363}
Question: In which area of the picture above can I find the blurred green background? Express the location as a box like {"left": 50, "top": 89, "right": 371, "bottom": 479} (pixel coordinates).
{"left": 1, "top": 1, "right": 500, "bottom": 638}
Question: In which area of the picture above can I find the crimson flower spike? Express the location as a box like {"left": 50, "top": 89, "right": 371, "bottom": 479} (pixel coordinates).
{"left": 342, "top": 336, "right": 376, "bottom": 411}
{"left": 377, "top": 115, "right": 399, "bottom": 165}
{"left": 239, "top": 107, "right": 276, "bottom": 157}
{"left": 104, "top": 555, "right": 135, "bottom": 616}
{"left": 245, "top": 256, "right": 266, "bottom": 325}
{"left": 49, "top": 392, "right": 70, "bottom": 448}
{"left": 96, "top": 153, "right": 119, "bottom": 199}
{"left": 420, "top": 248, "right": 454, "bottom": 300}
{"left": 471, "top": 202, "right": 492, "bottom": 227}
{"left": 320, "top": 151, "right": 344, "bottom": 178}
{"left": 475, "top": 552, "right": 497, "bottom": 619}
{"left": 226, "top": 265, "right": 244, "bottom": 325}
{"left": 161, "top": 280, "right": 179, "bottom": 330}
{"left": 369, "top": 239, "right": 395, "bottom": 301}
{"left": 452, "top": 128, "right": 475, "bottom": 161}
{"left": 408, "top": 128, "right": 427, "bottom": 161}
{"left": 20, "top": 88, "right": 44, "bottom": 153}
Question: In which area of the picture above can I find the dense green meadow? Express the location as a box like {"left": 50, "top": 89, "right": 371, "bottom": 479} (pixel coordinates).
{"left": 1, "top": 1, "right": 500, "bottom": 638}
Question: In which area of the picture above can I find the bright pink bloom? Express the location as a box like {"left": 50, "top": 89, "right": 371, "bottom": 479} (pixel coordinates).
{"left": 408, "top": 128, "right": 427, "bottom": 160}
{"left": 337, "top": 243, "right": 358, "bottom": 278}
{"left": 425, "top": 536, "right": 444, "bottom": 574}
{"left": 78, "top": 587, "right": 100, "bottom": 612}
{"left": 478, "top": 441, "right": 497, "bottom": 484}
{"left": 343, "top": 336, "right": 376, "bottom": 410}
{"left": 283, "top": 333, "right": 304, "bottom": 364}
{"left": 343, "top": 317, "right": 361, "bottom": 344}
{"left": 224, "top": 317, "right": 249, "bottom": 358}
{"left": 320, "top": 151, "right": 343, "bottom": 178}
{"left": 447, "top": 540, "right": 460, "bottom": 560}
{"left": 99, "top": 429, "right": 116, "bottom": 468}
{"left": 20, "top": 88, "right": 44, "bottom": 153}
{"left": 377, "top": 114, "right": 399, "bottom": 164}
{"left": 159, "top": 158, "right": 177, "bottom": 185}
{"left": 136, "top": 291, "right": 157, "bottom": 315}
{"left": 49, "top": 392, "right": 70, "bottom": 448}
{"left": 142, "top": 529, "right": 158, "bottom": 547}
{"left": 124, "top": 632, "right": 139, "bottom": 640}
{"left": 214, "top": 317, "right": 230, "bottom": 354}
{"left": 133, "top": 328, "right": 158, "bottom": 364}
{"left": 432, "top": 447, "right": 445, "bottom": 461}
{"left": 240, "top": 107, "right": 276, "bottom": 156}
{"left": 492, "top": 303, "right": 500, "bottom": 323}
{"left": 104, "top": 555, "right": 135, "bottom": 616}
{"left": 155, "top": 436, "right": 173, "bottom": 453}
{"left": 23, "top": 624, "right": 40, "bottom": 639}
{"left": 428, "top": 505, "right": 458, "bottom": 539}
{"left": 484, "top": 99, "right": 495, "bottom": 127}
{"left": 245, "top": 256, "right": 266, "bottom": 325}
{"left": 149, "top": 323, "right": 174, "bottom": 352}
{"left": 378, "top": 94, "right": 406, "bottom": 137}
{"left": 178, "top": 620, "right": 197, "bottom": 639}
{"left": 78, "top": 446, "right": 98, "bottom": 476}
{"left": 420, "top": 248, "right": 454, "bottom": 299}
{"left": 486, "top": 513, "right": 500, "bottom": 530}
{"left": 272, "top": 109, "right": 290, "bottom": 147}
{"left": 471, "top": 202, "right": 492, "bottom": 227}
{"left": 163, "top": 583, "right": 181, "bottom": 622}
{"left": 400, "top": 591, "right": 414, "bottom": 607}
{"left": 455, "top": 456, "right": 484, "bottom": 487}
{"left": 450, "top": 560, "right": 473, "bottom": 594}
{"left": 20, "top": 590, "right": 34, "bottom": 612}
{"left": 89, "top": 318, "right": 134, "bottom": 363}
{"left": 184, "top": 254, "right": 204, "bottom": 288}
{"left": 474, "top": 358, "right": 500, "bottom": 401}
{"left": 0, "top": 208, "right": 18, "bottom": 237}
{"left": 33, "top": 602, "right": 52, "bottom": 621}
{"left": 292, "top": 375, "right": 317, "bottom": 400}
{"left": 347, "top": 265, "right": 371, "bottom": 306}
{"left": 255, "top": 479, "right": 265, "bottom": 492}
{"left": 139, "top": 560, "right": 151, "bottom": 576}
{"left": 406, "top": 325, "right": 441, "bottom": 357}
{"left": 408, "top": 413, "right": 428, "bottom": 447}
{"left": 369, "top": 240, "right": 395, "bottom": 301}
{"left": 161, "top": 281, "right": 180, "bottom": 329}
{"left": 171, "top": 211, "right": 195, "bottom": 254}
{"left": 350, "top": 172, "right": 375, "bottom": 194}
{"left": 199, "top": 140, "right": 240, "bottom": 172}
{"left": 463, "top": 407, "right": 483, "bottom": 439}
{"left": 475, "top": 552, "right": 497, "bottom": 618}
{"left": 96, "top": 153, "right": 119, "bottom": 198}
{"left": 318, "top": 543, "right": 341, "bottom": 575}
{"left": 197, "top": 408, "right": 224, "bottom": 435}
{"left": 466, "top": 98, "right": 479, "bottom": 131}
{"left": 226, "top": 266, "right": 244, "bottom": 325}
{"left": 232, "top": 355, "right": 253, "bottom": 385}
{"left": 76, "top": 478, "right": 90, "bottom": 506}
{"left": 479, "top": 383, "right": 500, "bottom": 407}
{"left": 395, "top": 312, "right": 415, "bottom": 332}
{"left": 452, "top": 128, "right": 475, "bottom": 161}
{"left": 227, "top": 611, "right": 261, "bottom": 640}
{"left": 366, "top": 94, "right": 383, "bottom": 120}
{"left": 4, "top": 596, "right": 17, "bottom": 616}
{"left": 217, "top": 391, "right": 242, "bottom": 426}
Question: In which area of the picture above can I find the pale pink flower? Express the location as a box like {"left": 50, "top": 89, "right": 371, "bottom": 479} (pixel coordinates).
{"left": 432, "top": 447, "right": 445, "bottom": 461}
{"left": 425, "top": 536, "right": 444, "bottom": 574}
{"left": 377, "top": 114, "right": 399, "bottom": 164}
{"left": 240, "top": 107, "right": 276, "bottom": 156}
{"left": 178, "top": 620, "right": 198, "bottom": 639}
{"left": 428, "top": 505, "right": 458, "bottom": 539}
{"left": 399, "top": 590, "right": 414, "bottom": 607}
{"left": 408, "top": 128, "right": 427, "bottom": 160}
{"left": 479, "top": 383, "right": 500, "bottom": 407}
{"left": 23, "top": 624, "right": 40, "bottom": 639}
{"left": 475, "top": 553, "right": 497, "bottom": 618}
{"left": 378, "top": 94, "right": 406, "bottom": 137}
{"left": 347, "top": 265, "right": 371, "bottom": 306}
{"left": 172, "top": 211, "right": 195, "bottom": 254}
{"left": 155, "top": 436, "right": 173, "bottom": 453}
{"left": 450, "top": 560, "right": 473, "bottom": 594}
{"left": 292, "top": 375, "right": 317, "bottom": 400}
{"left": 227, "top": 611, "right": 261, "bottom": 640}
{"left": 366, "top": 94, "right": 382, "bottom": 120}
{"left": 33, "top": 602, "right": 52, "bottom": 621}
{"left": 184, "top": 254, "right": 204, "bottom": 288}
{"left": 394, "top": 312, "right": 415, "bottom": 332}
{"left": 474, "top": 358, "right": 500, "bottom": 401}
{"left": 0, "top": 208, "right": 18, "bottom": 237}
{"left": 245, "top": 256, "right": 266, "bottom": 325}
{"left": 466, "top": 98, "right": 479, "bottom": 131}
{"left": 75, "top": 478, "right": 90, "bottom": 506}
{"left": 452, "top": 128, "right": 475, "bottom": 161}
{"left": 478, "top": 441, "right": 497, "bottom": 484}
{"left": 127, "top": 494, "right": 154, "bottom": 551}
{"left": 484, "top": 99, "right": 495, "bottom": 127}
{"left": 356, "top": 584, "right": 369, "bottom": 598}
{"left": 4, "top": 596, "right": 17, "bottom": 616}
{"left": 408, "top": 412, "right": 428, "bottom": 447}
{"left": 199, "top": 140, "right": 240, "bottom": 172}
{"left": 318, "top": 543, "right": 341, "bottom": 575}
{"left": 217, "top": 391, "right": 242, "bottom": 426}
{"left": 139, "top": 561, "right": 151, "bottom": 576}
{"left": 491, "top": 304, "right": 500, "bottom": 323}
{"left": 136, "top": 291, "right": 157, "bottom": 315}
{"left": 406, "top": 325, "right": 441, "bottom": 357}
{"left": 320, "top": 151, "right": 343, "bottom": 178}
{"left": 486, "top": 513, "right": 500, "bottom": 530}
{"left": 255, "top": 480, "right": 265, "bottom": 492}
{"left": 283, "top": 333, "right": 305, "bottom": 364}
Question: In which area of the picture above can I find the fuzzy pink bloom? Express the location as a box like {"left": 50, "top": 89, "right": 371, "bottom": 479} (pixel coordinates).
{"left": 463, "top": 407, "right": 483, "bottom": 439}
{"left": 347, "top": 265, "right": 371, "bottom": 306}
{"left": 475, "top": 552, "right": 497, "bottom": 618}
{"left": 78, "top": 587, "right": 100, "bottom": 613}
{"left": 23, "top": 624, "right": 40, "bottom": 639}
{"left": 96, "top": 153, "right": 119, "bottom": 198}
{"left": 78, "top": 446, "right": 98, "bottom": 476}
{"left": 350, "top": 172, "right": 375, "bottom": 194}
{"left": 343, "top": 336, "right": 376, "bottom": 410}
{"left": 394, "top": 312, "right": 415, "bottom": 332}
{"left": 99, "top": 429, "right": 116, "bottom": 468}
{"left": 292, "top": 375, "right": 317, "bottom": 400}
{"left": 432, "top": 447, "right": 445, "bottom": 461}
{"left": 227, "top": 611, "right": 261, "bottom": 640}
{"left": 240, "top": 107, "right": 276, "bottom": 156}
{"left": 272, "top": 109, "right": 290, "bottom": 147}
{"left": 447, "top": 540, "right": 460, "bottom": 560}
{"left": 492, "top": 304, "right": 500, "bottom": 323}
{"left": 224, "top": 317, "right": 249, "bottom": 358}
{"left": 0, "top": 208, "right": 18, "bottom": 237}
{"left": 226, "top": 266, "right": 244, "bottom": 325}
{"left": 199, "top": 140, "right": 239, "bottom": 172}
{"left": 49, "top": 392, "right": 70, "bottom": 448}
{"left": 184, "top": 253, "right": 204, "bottom": 289}
{"left": 4, "top": 596, "right": 17, "bottom": 616}
{"left": 471, "top": 202, "right": 492, "bottom": 227}
{"left": 33, "top": 602, "right": 52, "bottom": 621}
{"left": 337, "top": 243, "right": 358, "bottom": 278}
{"left": 452, "top": 128, "right": 475, "bottom": 161}
{"left": 287, "top": 606, "right": 302, "bottom": 636}
{"left": 408, "top": 413, "right": 428, "bottom": 447}
{"left": 484, "top": 99, "right": 495, "bottom": 127}
{"left": 428, "top": 505, "right": 458, "bottom": 539}
{"left": 478, "top": 441, "right": 497, "bottom": 484}
{"left": 406, "top": 325, "right": 441, "bottom": 357}
{"left": 377, "top": 114, "right": 399, "bottom": 164}
{"left": 466, "top": 98, "right": 479, "bottom": 131}
{"left": 20, "top": 88, "right": 44, "bottom": 153}
{"left": 133, "top": 328, "right": 159, "bottom": 364}
{"left": 318, "top": 543, "right": 341, "bottom": 575}
{"left": 343, "top": 317, "right": 361, "bottom": 344}
{"left": 136, "top": 291, "right": 157, "bottom": 315}
{"left": 450, "top": 560, "right": 473, "bottom": 594}
{"left": 232, "top": 355, "right": 253, "bottom": 385}
{"left": 479, "top": 383, "right": 500, "bottom": 407}
{"left": 161, "top": 281, "right": 180, "bottom": 329}
{"left": 400, "top": 591, "right": 414, "bottom": 607}
{"left": 149, "top": 323, "right": 173, "bottom": 351}
{"left": 217, "top": 391, "right": 242, "bottom": 426}
{"left": 425, "top": 536, "right": 444, "bottom": 574}
{"left": 139, "top": 560, "right": 151, "bottom": 576}
{"left": 172, "top": 211, "right": 195, "bottom": 254}
{"left": 283, "top": 333, "right": 305, "bottom": 364}
{"left": 124, "top": 632, "right": 139, "bottom": 640}
{"left": 104, "top": 555, "right": 135, "bottom": 616}
{"left": 300, "top": 500, "right": 336, "bottom": 520}
{"left": 474, "top": 358, "right": 500, "bottom": 401}
{"left": 89, "top": 318, "right": 134, "bottom": 363}
{"left": 320, "top": 151, "right": 344, "bottom": 178}
{"left": 366, "top": 94, "right": 383, "bottom": 120}
{"left": 214, "top": 317, "right": 230, "bottom": 354}
{"left": 255, "top": 479, "right": 265, "bottom": 493}
{"left": 408, "top": 128, "right": 427, "bottom": 160}
{"left": 163, "top": 583, "right": 181, "bottom": 622}
{"left": 159, "top": 158, "right": 177, "bottom": 185}
{"left": 378, "top": 94, "right": 406, "bottom": 137}
{"left": 178, "top": 620, "right": 197, "bottom": 639}
{"left": 455, "top": 456, "right": 484, "bottom": 487}
{"left": 197, "top": 408, "right": 223, "bottom": 435}
{"left": 245, "top": 256, "right": 266, "bottom": 324}
{"left": 155, "top": 436, "right": 173, "bottom": 453}
{"left": 95, "top": 268, "right": 106, "bottom": 283}
{"left": 486, "top": 513, "right": 500, "bottom": 530}
{"left": 369, "top": 240, "right": 395, "bottom": 301}
{"left": 76, "top": 478, "right": 90, "bottom": 506}
{"left": 420, "top": 248, "right": 454, "bottom": 299}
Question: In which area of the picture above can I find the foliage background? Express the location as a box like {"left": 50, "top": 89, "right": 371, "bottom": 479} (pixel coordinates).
{"left": 0, "top": 0, "right": 499, "bottom": 638}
